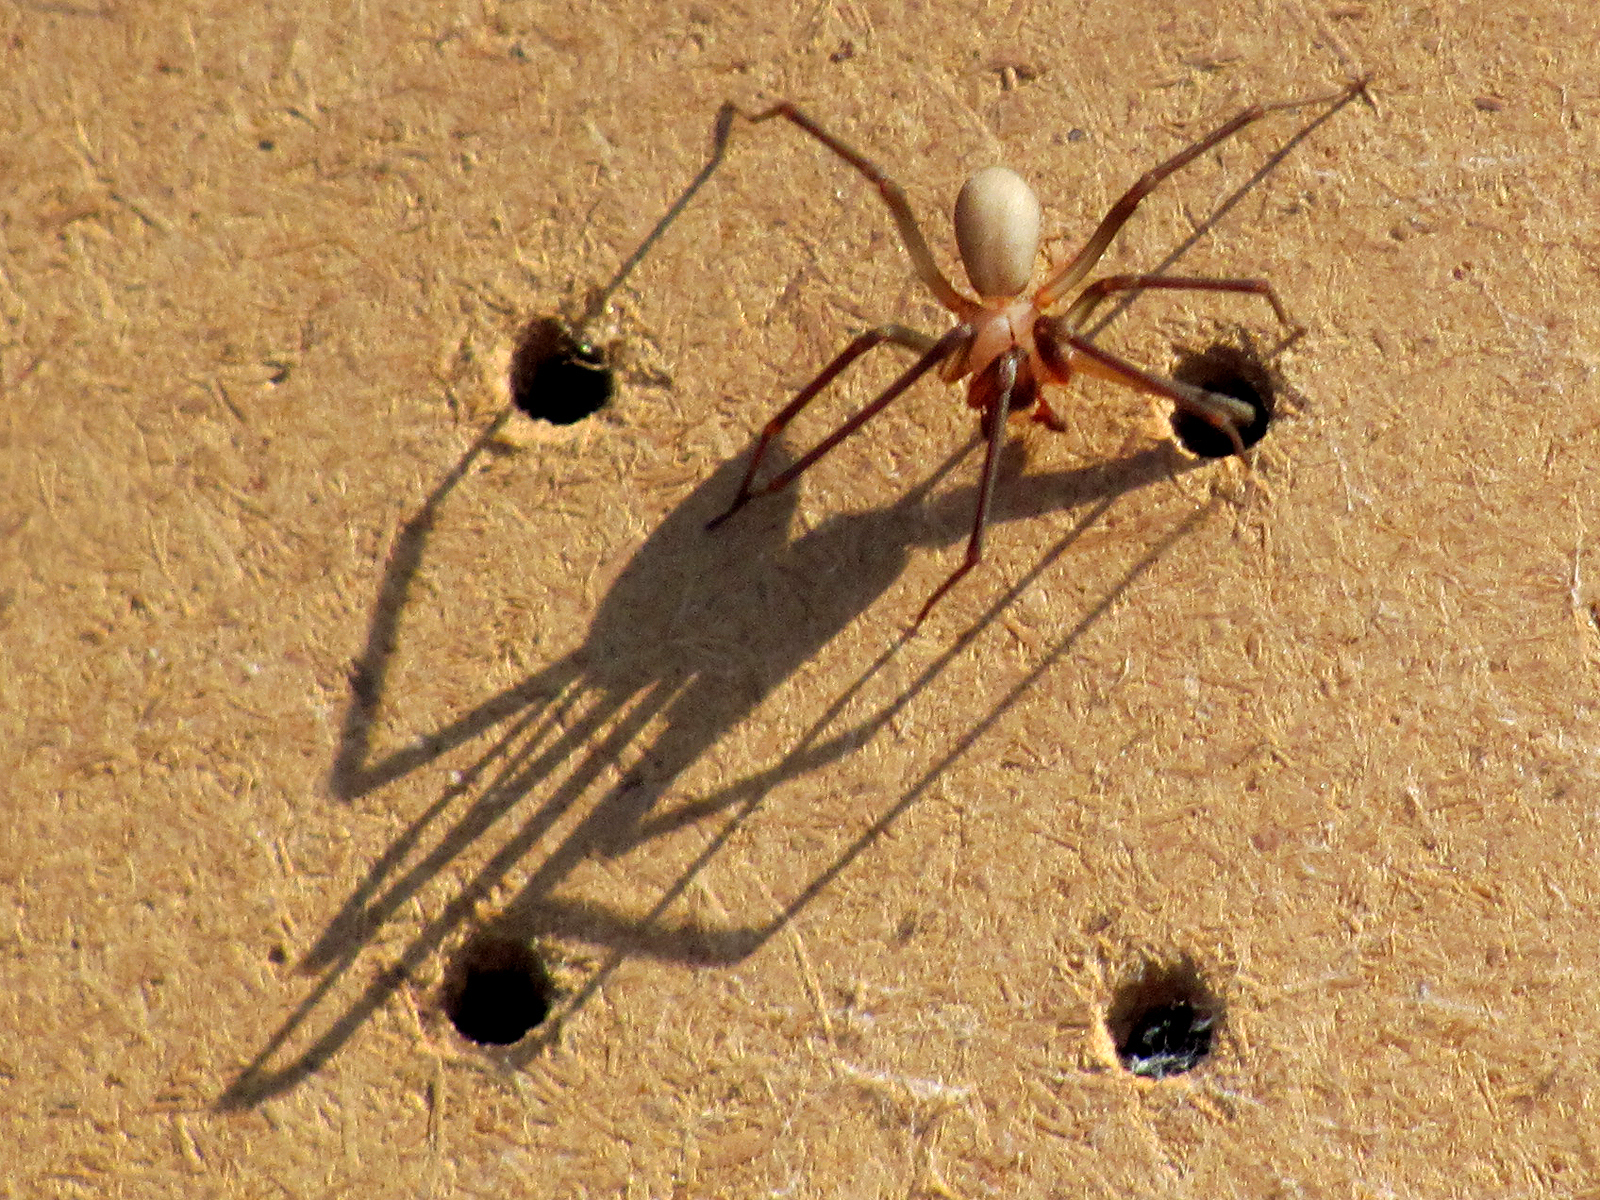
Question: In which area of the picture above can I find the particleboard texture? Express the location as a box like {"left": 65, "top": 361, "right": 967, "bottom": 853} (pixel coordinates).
{"left": 5, "top": 1, "right": 1599, "bottom": 1196}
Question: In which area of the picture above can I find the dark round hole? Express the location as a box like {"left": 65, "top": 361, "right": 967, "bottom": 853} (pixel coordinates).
{"left": 509, "top": 315, "right": 614, "bottom": 425}
{"left": 1105, "top": 960, "right": 1219, "bottom": 1079}
{"left": 443, "top": 936, "right": 554, "bottom": 1046}
{"left": 1116, "top": 1000, "right": 1214, "bottom": 1079}
{"left": 1170, "top": 343, "right": 1277, "bottom": 458}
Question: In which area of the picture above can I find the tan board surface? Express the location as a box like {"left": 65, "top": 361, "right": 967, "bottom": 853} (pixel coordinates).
{"left": 6, "top": 1, "right": 1599, "bottom": 1195}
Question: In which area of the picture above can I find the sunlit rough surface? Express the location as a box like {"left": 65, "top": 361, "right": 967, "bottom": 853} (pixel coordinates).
{"left": 5, "top": 1, "right": 1598, "bottom": 1196}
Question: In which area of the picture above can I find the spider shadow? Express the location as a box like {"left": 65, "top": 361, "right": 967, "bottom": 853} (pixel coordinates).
{"left": 218, "top": 407, "right": 1205, "bottom": 1107}
{"left": 218, "top": 79, "right": 1353, "bottom": 1107}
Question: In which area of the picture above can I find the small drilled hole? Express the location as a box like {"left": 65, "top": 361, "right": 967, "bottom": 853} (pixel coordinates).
{"left": 1105, "top": 961, "right": 1219, "bottom": 1080}
{"left": 442, "top": 935, "right": 555, "bottom": 1046}
{"left": 509, "top": 315, "right": 614, "bottom": 425}
{"left": 1117, "top": 1000, "right": 1214, "bottom": 1079}
{"left": 1170, "top": 343, "right": 1278, "bottom": 458}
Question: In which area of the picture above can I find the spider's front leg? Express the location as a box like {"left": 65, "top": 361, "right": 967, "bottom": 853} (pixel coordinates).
{"left": 914, "top": 348, "right": 1025, "bottom": 625}
{"left": 706, "top": 325, "right": 967, "bottom": 530}
{"left": 705, "top": 101, "right": 989, "bottom": 531}
{"left": 1035, "top": 318, "right": 1258, "bottom": 458}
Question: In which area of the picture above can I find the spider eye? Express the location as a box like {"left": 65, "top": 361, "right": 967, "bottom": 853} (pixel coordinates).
{"left": 953, "top": 166, "right": 1041, "bottom": 298}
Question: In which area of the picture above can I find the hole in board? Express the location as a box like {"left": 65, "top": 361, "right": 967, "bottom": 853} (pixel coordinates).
{"left": 509, "top": 315, "right": 614, "bottom": 425}
{"left": 1170, "top": 342, "right": 1278, "bottom": 458}
{"left": 442, "top": 934, "right": 555, "bottom": 1046}
{"left": 1104, "top": 959, "right": 1219, "bottom": 1080}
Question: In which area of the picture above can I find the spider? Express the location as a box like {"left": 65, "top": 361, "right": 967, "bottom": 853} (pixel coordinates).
{"left": 704, "top": 78, "right": 1370, "bottom": 625}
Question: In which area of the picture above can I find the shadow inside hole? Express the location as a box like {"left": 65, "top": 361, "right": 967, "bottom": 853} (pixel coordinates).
{"left": 1169, "top": 341, "right": 1280, "bottom": 459}
{"left": 441, "top": 934, "right": 556, "bottom": 1047}
{"left": 510, "top": 315, "right": 615, "bottom": 425}
{"left": 1105, "top": 958, "right": 1220, "bottom": 1080}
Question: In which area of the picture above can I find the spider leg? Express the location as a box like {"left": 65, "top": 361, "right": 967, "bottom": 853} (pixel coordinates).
{"left": 736, "top": 103, "right": 978, "bottom": 318}
{"left": 913, "top": 348, "right": 1023, "bottom": 626}
{"left": 1060, "top": 274, "right": 1302, "bottom": 341}
{"left": 1036, "top": 322, "right": 1254, "bottom": 457}
{"left": 1036, "top": 79, "right": 1369, "bottom": 309}
{"left": 707, "top": 324, "right": 969, "bottom": 530}
{"left": 1032, "top": 394, "right": 1068, "bottom": 431}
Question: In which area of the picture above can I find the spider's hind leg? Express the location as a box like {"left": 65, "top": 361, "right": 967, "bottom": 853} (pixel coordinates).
{"left": 735, "top": 102, "right": 977, "bottom": 317}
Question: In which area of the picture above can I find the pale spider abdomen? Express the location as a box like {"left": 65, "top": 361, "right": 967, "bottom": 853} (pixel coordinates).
{"left": 953, "top": 166, "right": 1042, "bottom": 299}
